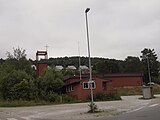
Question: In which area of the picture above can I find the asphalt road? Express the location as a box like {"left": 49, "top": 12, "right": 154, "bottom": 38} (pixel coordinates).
{"left": 0, "top": 95, "right": 159, "bottom": 120}
{"left": 95, "top": 99, "right": 160, "bottom": 120}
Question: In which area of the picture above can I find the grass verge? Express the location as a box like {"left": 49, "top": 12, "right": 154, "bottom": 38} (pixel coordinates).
{"left": 0, "top": 100, "right": 53, "bottom": 107}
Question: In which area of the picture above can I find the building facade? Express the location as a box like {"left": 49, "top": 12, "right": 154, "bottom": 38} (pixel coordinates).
{"left": 64, "top": 74, "right": 143, "bottom": 101}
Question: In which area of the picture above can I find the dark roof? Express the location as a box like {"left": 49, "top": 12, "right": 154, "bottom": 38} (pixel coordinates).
{"left": 64, "top": 80, "right": 81, "bottom": 86}
{"left": 64, "top": 73, "right": 143, "bottom": 80}
{"left": 64, "top": 74, "right": 89, "bottom": 81}
{"left": 96, "top": 73, "right": 143, "bottom": 78}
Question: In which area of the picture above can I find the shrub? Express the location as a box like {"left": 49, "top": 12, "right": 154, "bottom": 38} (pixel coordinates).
{"left": 46, "top": 92, "right": 60, "bottom": 102}
{"left": 88, "top": 102, "right": 98, "bottom": 113}
{"left": 1, "top": 70, "right": 34, "bottom": 100}
{"left": 93, "top": 92, "right": 121, "bottom": 101}
{"left": 61, "top": 94, "right": 77, "bottom": 103}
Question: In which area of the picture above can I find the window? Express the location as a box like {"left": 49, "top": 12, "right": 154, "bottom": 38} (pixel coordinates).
{"left": 66, "top": 85, "right": 74, "bottom": 92}
{"left": 90, "top": 81, "right": 96, "bottom": 89}
{"left": 83, "top": 82, "right": 89, "bottom": 89}
{"left": 83, "top": 81, "right": 96, "bottom": 89}
{"left": 70, "top": 85, "right": 74, "bottom": 91}
{"left": 102, "top": 82, "right": 107, "bottom": 90}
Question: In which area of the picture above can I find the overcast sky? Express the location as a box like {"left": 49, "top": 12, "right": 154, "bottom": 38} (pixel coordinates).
{"left": 0, "top": 0, "right": 160, "bottom": 60}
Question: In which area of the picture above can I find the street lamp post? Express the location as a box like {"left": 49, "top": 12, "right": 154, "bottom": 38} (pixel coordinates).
{"left": 85, "top": 8, "right": 94, "bottom": 112}
{"left": 146, "top": 56, "right": 152, "bottom": 85}
{"left": 143, "top": 54, "right": 152, "bottom": 85}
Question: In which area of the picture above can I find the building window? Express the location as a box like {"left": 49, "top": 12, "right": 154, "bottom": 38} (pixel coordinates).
{"left": 83, "top": 82, "right": 89, "bottom": 89}
{"left": 83, "top": 81, "right": 96, "bottom": 89}
{"left": 70, "top": 85, "right": 74, "bottom": 91}
{"left": 102, "top": 82, "right": 107, "bottom": 90}
{"left": 91, "top": 81, "right": 96, "bottom": 89}
{"left": 66, "top": 85, "right": 74, "bottom": 92}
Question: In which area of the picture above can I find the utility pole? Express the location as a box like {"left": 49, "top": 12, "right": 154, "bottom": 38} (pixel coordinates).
{"left": 44, "top": 44, "right": 49, "bottom": 59}
{"left": 85, "top": 8, "right": 95, "bottom": 112}
{"left": 78, "top": 41, "right": 82, "bottom": 80}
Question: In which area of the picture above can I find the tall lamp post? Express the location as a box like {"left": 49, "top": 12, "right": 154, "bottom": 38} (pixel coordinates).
{"left": 85, "top": 8, "right": 94, "bottom": 112}
{"left": 146, "top": 56, "right": 152, "bottom": 85}
{"left": 143, "top": 54, "right": 152, "bottom": 85}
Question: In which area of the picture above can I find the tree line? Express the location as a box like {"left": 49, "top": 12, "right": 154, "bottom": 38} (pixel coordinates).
{"left": 45, "top": 48, "right": 160, "bottom": 84}
{"left": 0, "top": 47, "right": 68, "bottom": 102}
{"left": 0, "top": 47, "right": 159, "bottom": 102}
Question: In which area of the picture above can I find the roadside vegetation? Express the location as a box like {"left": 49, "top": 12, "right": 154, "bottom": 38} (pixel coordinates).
{"left": 0, "top": 47, "right": 160, "bottom": 107}
{"left": 88, "top": 93, "right": 121, "bottom": 102}
{"left": 0, "top": 47, "right": 77, "bottom": 107}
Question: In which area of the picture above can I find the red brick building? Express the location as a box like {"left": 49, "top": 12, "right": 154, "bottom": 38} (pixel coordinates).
{"left": 36, "top": 62, "right": 48, "bottom": 76}
{"left": 35, "top": 51, "right": 48, "bottom": 76}
{"left": 64, "top": 74, "right": 143, "bottom": 101}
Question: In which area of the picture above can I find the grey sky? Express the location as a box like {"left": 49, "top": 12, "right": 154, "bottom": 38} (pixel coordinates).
{"left": 0, "top": 0, "right": 160, "bottom": 60}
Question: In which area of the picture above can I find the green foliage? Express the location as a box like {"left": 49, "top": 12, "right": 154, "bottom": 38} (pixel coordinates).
{"left": 40, "top": 68, "right": 64, "bottom": 93}
{"left": 141, "top": 48, "right": 159, "bottom": 84}
{"left": 34, "top": 67, "right": 64, "bottom": 101}
{"left": 124, "top": 56, "right": 143, "bottom": 73}
{"left": 46, "top": 92, "right": 61, "bottom": 102}
{"left": 0, "top": 58, "right": 4, "bottom": 64}
{"left": 152, "top": 76, "right": 160, "bottom": 84}
{"left": 0, "top": 47, "right": 159, "bottom": 107}
{"left": 1, "top": 70, "right": 34, "bottom": 100}
{"left": 0, "top": 100, "right": 49, "bottom": 107}
{"left": 88, "top": 103, "right": 98, "bottom": 113}
{"left": 0, "top": 47, "right": 35, "bottom": 100}
{"left": 93, "top": 92, "right": 121, "bottom": 101}
{"left": 0, "top": 94, "right": 77, "bottom": 107}
{"left": 6, "top": 47, "right": 26, "bottom": 60}
{"left": 93, "top": 59, "right": 120, "bottom": 74}
{"left": 61, "top": 94, "right": 77, "bottom": 103}
{"left": 45, "top": 93, "right": 77, "bottom": 103}
{"left": 0, "top": 58, "right": 35, "bottom": 78}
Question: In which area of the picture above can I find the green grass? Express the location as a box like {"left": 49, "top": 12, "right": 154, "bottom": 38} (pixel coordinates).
{"left": 0, "top": 100, "right": 52, "bottom": 107}
{"left": 89, "top": 93, "right": 122, "bottom": 102}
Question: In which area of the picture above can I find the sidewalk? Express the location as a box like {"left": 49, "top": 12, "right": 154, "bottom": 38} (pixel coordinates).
{"left": 0, "top": 95, "right": 157, "bottom": 120}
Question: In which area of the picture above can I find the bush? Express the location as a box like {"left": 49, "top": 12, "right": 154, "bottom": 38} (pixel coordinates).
{"left": 0, "top": 100, "right": 49, "bottom": 107}
{"left": 93, "top": 92, "right": 121, "bottom": 101}
{"left": 88, "top": 102, "right": 98, "bottom": 113}
{"left": 36, "top": 91, "right": 76, "bottom": 103}
{"left": 61, "top": 94, "right": 77, "bottom": 103}
{"left": 1, "top": 70, "right": 35, "bottom": 100}
{"left": 46, "top": 92, "right": 60, "bottom": 102}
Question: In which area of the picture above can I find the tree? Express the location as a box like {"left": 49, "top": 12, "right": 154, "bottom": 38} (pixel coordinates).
{"left": 1, "top": 70, "right": 34, "bottom": 100}
{"left": 4, "top": 47, "right": 35, "bottom": 76}
{"left": 0, "top": 58, "right": 4, "bottom": 64}
{"left": 93, "top": 59, "right": 119, "bottom": 74}
{"left": 36, "top": 67, "right": 64, "bottom": 101}
{"left": 123, "top": 56, "right": 143, "bottom": 73}
{"left": 6, "top": 47, "right": 26, "bottom": 60}
{"left": 0, "top": 47, "right": 36, "bottom": 100}
{"left": 141, "top": 48, "right": 159, "bottom": 84}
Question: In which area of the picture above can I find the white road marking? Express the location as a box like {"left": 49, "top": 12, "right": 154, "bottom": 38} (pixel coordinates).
{"left": 21, "top": 117, "right": 31, "bottom": 120}
{"left": 128, "top": 106, "right": 144, "bottom": 113}
{"left": 7, "top": 118, "right": 18, "bottom": 120}
{"left": 132, "top": 107, "right": 144, "bottom": 112}
{"left": 149, "top": 104, "right": 159, "bottom": 108}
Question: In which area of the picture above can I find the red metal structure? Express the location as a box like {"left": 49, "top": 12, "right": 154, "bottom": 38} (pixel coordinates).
{"left": 36, "top": 51, "right": 48, "bottom": 76}
{"left": 36, "top": 51, "right": 48, "bottom": 60}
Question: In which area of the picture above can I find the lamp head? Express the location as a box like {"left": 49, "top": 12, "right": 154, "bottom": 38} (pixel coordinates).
{"left": 85, "top": 8, "right": 90, "bottom": 13}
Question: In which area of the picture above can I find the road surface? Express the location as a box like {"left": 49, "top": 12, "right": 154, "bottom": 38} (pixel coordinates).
{"left": 94, "top": 98, "right": 160, "bottom": 120}
{"left": 0, "top": 95, "right": 159, "bottom": 120}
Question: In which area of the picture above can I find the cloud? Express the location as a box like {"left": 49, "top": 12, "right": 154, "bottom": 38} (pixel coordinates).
{"left": 0, "top": 0, "right": 160, "bottom": 60}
